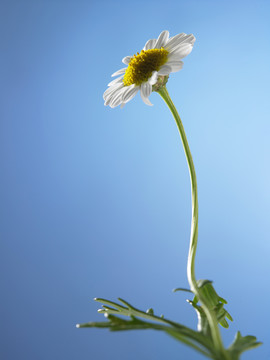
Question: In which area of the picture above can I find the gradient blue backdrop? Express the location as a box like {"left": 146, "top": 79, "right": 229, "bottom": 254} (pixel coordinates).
{"left": 1, "top": 0, "right": 270, "bottom": 359}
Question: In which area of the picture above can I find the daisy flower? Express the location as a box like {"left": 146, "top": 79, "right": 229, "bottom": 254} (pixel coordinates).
{"left": 103, "top": 30, "right": 195, "bottom": 108}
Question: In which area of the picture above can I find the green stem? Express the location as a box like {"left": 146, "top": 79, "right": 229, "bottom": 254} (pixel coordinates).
{"left": 157, "top": 85, "right": 228, "bottom": 359}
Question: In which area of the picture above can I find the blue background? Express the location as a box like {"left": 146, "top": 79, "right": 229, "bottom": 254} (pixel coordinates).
{"left": 1, "top": 0, "right": 270, "bottom": 359}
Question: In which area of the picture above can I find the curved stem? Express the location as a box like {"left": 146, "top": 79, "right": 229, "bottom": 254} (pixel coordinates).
{"left": 157, "top": 86, "right": 228, "bottom": 359}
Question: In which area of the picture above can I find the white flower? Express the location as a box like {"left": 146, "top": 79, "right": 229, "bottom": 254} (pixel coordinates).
{"left": 103, "top": 30, "right": 195, "bottom": 108}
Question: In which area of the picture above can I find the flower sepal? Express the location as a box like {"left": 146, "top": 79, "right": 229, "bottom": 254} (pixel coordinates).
{"left": 152, "top": 75, "right": 169, "bottom": 92}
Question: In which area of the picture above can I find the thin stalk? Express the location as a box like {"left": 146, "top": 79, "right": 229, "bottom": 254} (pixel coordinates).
{"left": 157, "top": 86, "right": 228, "bottom": 359}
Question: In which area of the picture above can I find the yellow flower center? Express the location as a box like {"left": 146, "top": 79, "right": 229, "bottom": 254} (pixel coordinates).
{"left": 123, "top": 48, "right": 169, "bottom": 86}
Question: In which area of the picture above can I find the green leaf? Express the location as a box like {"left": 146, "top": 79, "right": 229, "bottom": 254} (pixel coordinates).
{"left": 185, "top": 280, "right": 233, "bottom": 334}
{"left": 227, "top": 331, "right": 262, "bottom": 360}
{"left": 77, "top": 297, "right": 216, "bottom": 358}
{"left": 78, "top": 297, "right": 262, "bottom": 359}
{"left": 165, "top": 328, "right": 214, "bottom": 358}
{"left": 173, "top": 287, "right": 192, "bottom": 293}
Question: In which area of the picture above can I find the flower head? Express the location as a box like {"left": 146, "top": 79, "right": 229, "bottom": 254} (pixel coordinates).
{"left": 103, "top": 30, "right": 195, "bottom": 108}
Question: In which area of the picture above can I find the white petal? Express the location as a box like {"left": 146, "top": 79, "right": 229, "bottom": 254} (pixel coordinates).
{"left": 155, "top": 30, "right": 169, "bottom": 49}
{"left": 104, "top": 95, "right": 114, "bottom": 106}
{"left": 172, "top": 36, "right": 195, "bottom": 51}
{"left": 110, "top": 98, "right": 123, "bottom": 108}
{"left": 166, "top": 33, "right": 195, "bottom": 52}
{"left": 103, "top": 83, "right": 123, "bottom": 100}
{"left": 103, "top": 86, "right": 114, "bottom": 99}
{"left": 164, "top": 33, "right": 186, "bottom": 50}
{"left": 103, "top": 82, "right": 123, "bottom": 97}
{"left": 141, "top": 82, "right": 152, "bottom": 98}
{"left": 122, "top": 56, "right": 132, "bottom": 65}
{"left": 104, "top": 84, "right": 124, "bottom": 105}
{"left": 143, "top": 38, "right": 156, "bottom": 50}
{"left": 140, "top": 83, "right": 153, "bottom": 106}
{"left": 165, "top": 61, "right": 184, "bottom": 72}
{"left": 111, "top": 68, "right": 127, "bottom": 77}
{"left": 167, "top": 52, "right": 185, "bottom": 62}
{"left": 104, "top": 96, "right": 114, "bottom": 106}
{"left": 110, "top": 87, "right": 126, "bottom": 108}
{"left": 107, "top": 76, "right": 124, "bottom": 87}
{"left": 122, "top": 85, "right": 139, "bottom": 103}
{"left": 148, "top": 71, "right": 158, "bottom": 85}
{"left": 104, "top": 91, "right": 118, "bottom": 106}
{"left": 168, "top": 36, "right": 195, "bottom": 54}
{"left": 176, "top": 33, "right": 195, "bottom": 45}
{"left": 110, "top": 97, "right": 123, "bottom": 108}
{"left": 157, "top": 65, "right": 172, "bottom": 76}
{"left": 185, "top": 34, "right": 196, "bottom": 45}
{"left": 168, "top": 43, "right": 194, "bottom": 59}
